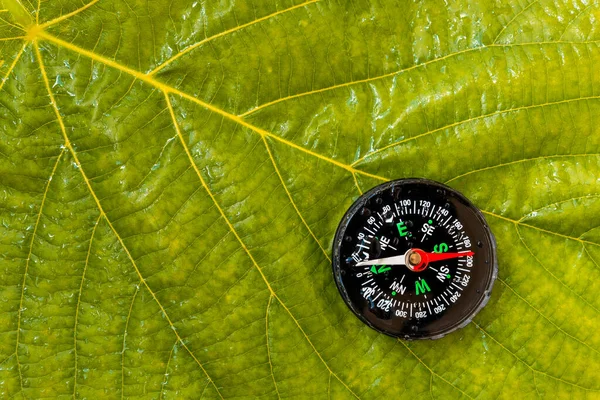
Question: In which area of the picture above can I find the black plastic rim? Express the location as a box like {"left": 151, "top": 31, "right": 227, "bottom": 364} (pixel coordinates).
{"left": 332, "top": 178, "right": 498, "bottom": 340}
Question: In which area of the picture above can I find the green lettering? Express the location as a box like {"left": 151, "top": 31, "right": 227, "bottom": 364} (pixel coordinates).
{"left": 415, "top": 279, "right": 431, "bottom": 295}
{"left": 371, "top": 265, "right": 391, "bottom": 274}
{"left": 433, "top": 243, "right": 448, "bottom": 253}
{"left": 378, "top": 266, "right": 391, "bottom": 273}
{"left": 396, "top": 221, "right": 408, "bottom": 237}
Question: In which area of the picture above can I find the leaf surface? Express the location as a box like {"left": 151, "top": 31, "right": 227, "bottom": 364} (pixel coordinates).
{"left": 1, "top": 0, "right": 600, "bottom": 398}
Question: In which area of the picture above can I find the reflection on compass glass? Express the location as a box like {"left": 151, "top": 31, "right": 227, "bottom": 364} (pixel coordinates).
{"left": 332, "top": 178, "right": 497, "bottom": 340}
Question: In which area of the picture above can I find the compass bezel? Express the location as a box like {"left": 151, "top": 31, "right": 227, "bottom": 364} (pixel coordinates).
{"left": 332, "top": 178, "right": 498, "bottom": 340}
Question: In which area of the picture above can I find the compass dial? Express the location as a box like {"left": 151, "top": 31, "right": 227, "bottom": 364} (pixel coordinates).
{"left": 332, "top": 178, "right": 497, "bottom": 340}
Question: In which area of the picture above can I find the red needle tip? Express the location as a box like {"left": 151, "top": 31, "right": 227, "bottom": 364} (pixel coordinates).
{"left": 425, "top": 250, "right": 474, "bottom": 263}
{"left": 409, "top": 249, "right": 474, "bottom": 271}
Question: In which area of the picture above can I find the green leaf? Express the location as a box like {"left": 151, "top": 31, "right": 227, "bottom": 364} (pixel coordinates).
{"left": 1, "top": 0, "right": 600, "bottom": 398}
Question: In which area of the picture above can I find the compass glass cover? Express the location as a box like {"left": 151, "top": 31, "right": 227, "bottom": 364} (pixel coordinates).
{"left": 332, "top": 179, "right": 497, "bottom": 340}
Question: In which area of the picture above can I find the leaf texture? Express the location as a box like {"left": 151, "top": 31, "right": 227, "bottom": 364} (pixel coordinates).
{"left": 1, "top": 0, "right": 600, "bottom": 398}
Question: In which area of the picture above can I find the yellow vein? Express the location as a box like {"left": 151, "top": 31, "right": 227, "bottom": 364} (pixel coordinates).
{"left": 445, "top": 153, "right": 600, "bottom": 184}
{"left": 38, "top": 0, "right": 99, "bottom": 29}
{"left": 492, "top": 0, "right": 540, "bottom": 44}
{"left": 274, "top": 295, "right": 361, "bottom": 398}
{"left": 238, "top": 45, "right": 483, "bottom": 117}
{"left": 165, "top": 92, "right": 361, "bottom": 399}
{"left": 121, "top": 284, "right": 139, "bottom": 399}
{"left": 0, "top": 15, "right": 25, "bottom": 31}
{"left": 472, "top": 322, "right": 600, "bottom": 392}
{"left": 533, "top": 373, "right": 542, "bottom": 399}
{"left": 0, "top": 353, "right": 15, "bottom": 367}
{"left": 159, "top": 341, "right": 178, "bottom": 400}
{"left": 496, "top": 277, "right": 600, "bottom": 356}
{"left": 239, "top": 39, "right": 600, "bottom": 117}
{"left": 354, "top": 99, "right": 600, "bottom": 168}
{"left": 518, "top": 194, "right": 600, "bottom": 223}
{"left": 515, "top": 224, "right": 600, "bottom": 315}
{"left": 265, "top": 295, "right": 281, "bottom": 399}
{"left": 397, "top": 340, "right": 474, "bottom": 399}
{"left": 558, "top": 2, "right": 598, "bottom": 41}
{"left": 164, "top": 91, "right": 276, "bottom": 294}
{"left": 149, "top": 0, "right": 320, "bottom": 75}
{"left": 36, "top": 30, "right": 387, "bottom": 184}
{"left": 262, "top": 135, "right": 331, "bottom": 262}
{"left": 0, "top": 35, "right": 25, "bottom": 41}
{"left": 482, "top": 210, "right": 600, "bottom": 249}
{"left": 34, "top": 0, "right": 39, "bottom": 23}
{"left": 2, "top": 0, "right": 31, "bottom": 27}
{"left": 583, "top": 244, "right": 600, "bottom": 271}
{"left": 578, "top": 224, "right": 600, "bottom": 240}
{"left": 429, "top": 374, "right": 434, "bottom": 400}
{"left": 15, "top": 148, "right": 64, "bottom": 394}
{"left": 73, "top": 214, "right": 101, "bottom": 399}
{"left": 352, "top": 172, "right": 363, "bottom": 195}
{"left": 0, "top": 41, "right": 26, "bottom": 92}
{"left": 34, "top": 40, "right": 224, "bottom": 400}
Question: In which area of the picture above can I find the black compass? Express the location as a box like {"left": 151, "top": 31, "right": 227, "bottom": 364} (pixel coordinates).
{"left": 332, "top": 178, "right": 497, "bottom": 340}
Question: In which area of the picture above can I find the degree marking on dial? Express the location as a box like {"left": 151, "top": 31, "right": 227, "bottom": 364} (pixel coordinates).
{"left": 452, "top": 283, "right": 464, "bottom": 291}
{"left": 457, "top": 267, "right": 470, "bottom": 272}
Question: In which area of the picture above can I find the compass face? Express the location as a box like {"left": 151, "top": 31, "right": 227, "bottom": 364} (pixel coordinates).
{"left": 332, "top": 178, "right": 497, "bottom": 340}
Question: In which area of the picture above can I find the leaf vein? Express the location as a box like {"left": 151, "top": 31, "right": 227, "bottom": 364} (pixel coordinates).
{"left": 164, "top": 91, "right": 361, "bottom": 399}
{"left": 262, "top": 136, "right": 331, "bottom": 262}
{"left": 515, "top": 224, "right": 600, "bottom": 315}
{"left": 265, "top": 295, "right": 281, "bottom": 399}
{"left": 121, "top": 283, "right": 139, "bottom": 400}
{"left": 0, "top": 41, "right": 26, "bottom": 93}
{"left": 149, "top": 0, "right": 320, "bottom": 75}
{"left": 34, "top": 39, "right": 225, "bottom": 399}
{"left": 240, "top": 40, "right": 600, "bottom": 117}
{"left": 14, "top": 148, "right": 64, "bottom": 396}
{"left": 473, "top": 322, "right": 600, "bottom": 391}
{"left": 397, "top": 340, "right": 474, "bottom": 399}
{"left": 73, "top": 214, "right": 102, "bottom": 399}
{"left": 357, "top": 100, "right": 600, "bottom": 168}
{"left": 36, "top": 30, "right": 388, "bottom": 184}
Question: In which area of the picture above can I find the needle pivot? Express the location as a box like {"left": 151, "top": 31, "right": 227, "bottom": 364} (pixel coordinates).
{"left": 407, "top": 250, "right": 422, "bottom": 269}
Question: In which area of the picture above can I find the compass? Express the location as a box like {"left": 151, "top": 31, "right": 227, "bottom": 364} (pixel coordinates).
{"left": 332, "top": 178, "right": 497, "bottom": 340}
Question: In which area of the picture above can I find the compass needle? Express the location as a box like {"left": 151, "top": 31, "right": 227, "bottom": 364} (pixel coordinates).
{"left": 355, "top": 254, "right": 407, "bottom": 266}
{"left": 332, "top": 179, "right": 497, "bottom": 340}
